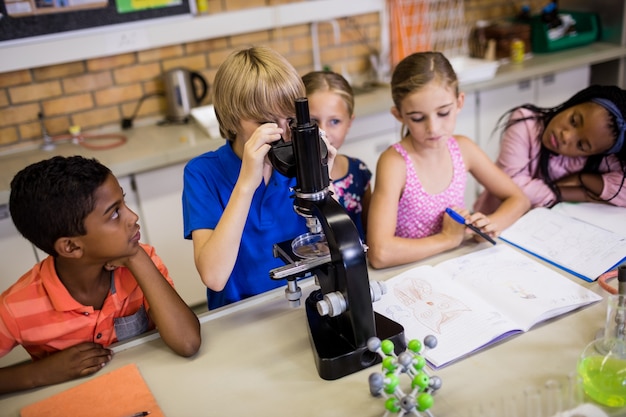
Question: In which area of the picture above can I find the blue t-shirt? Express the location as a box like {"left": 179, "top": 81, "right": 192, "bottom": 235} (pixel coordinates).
{"left": 182, "top": 142, "right": 307, "bottom": 309}
{"left": 332, "top": 156, "right": 372, "bottom": 242}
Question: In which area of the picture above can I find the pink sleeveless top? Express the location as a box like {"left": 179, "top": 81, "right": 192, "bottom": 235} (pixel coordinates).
{"left": 393, "top": 137, "right": 467, "bottom": 238}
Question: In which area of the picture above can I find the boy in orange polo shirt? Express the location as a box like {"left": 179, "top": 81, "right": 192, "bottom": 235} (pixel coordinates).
{"left": 0, "top": 156, "right": 201, "bottom": 394}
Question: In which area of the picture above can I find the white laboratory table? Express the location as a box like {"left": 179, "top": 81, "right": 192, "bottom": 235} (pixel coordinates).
{"left": 0, "top": 240, "right": 623, "bottom": 417}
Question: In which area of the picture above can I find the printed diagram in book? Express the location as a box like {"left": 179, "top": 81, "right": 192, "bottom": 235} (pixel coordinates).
{"left": 374, "top": 245, "right": 603, "bottom": 368}
{"left": 386, "top": 277, "right": 471, "bottom": 334}
{"left": 384, "top": 254, "right": 543, "bottom": 336}
{"left": 444, "top": 253, "right": 541, "bottom": 300}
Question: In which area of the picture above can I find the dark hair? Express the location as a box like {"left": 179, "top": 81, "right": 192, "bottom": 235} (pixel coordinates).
{"left": 498, "top": 84, "right": 626, "bottom": 203}
{"left": 9, "top": 156, "right": 112, "bottom": 257}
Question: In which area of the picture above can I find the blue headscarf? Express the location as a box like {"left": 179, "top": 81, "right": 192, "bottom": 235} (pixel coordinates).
{"left": 591, "top": 97, "right": 626, "bottom": 154}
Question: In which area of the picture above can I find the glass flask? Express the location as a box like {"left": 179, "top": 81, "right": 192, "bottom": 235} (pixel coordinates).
{"left": 577, "top": 293, "right": 626, "bottom": 407}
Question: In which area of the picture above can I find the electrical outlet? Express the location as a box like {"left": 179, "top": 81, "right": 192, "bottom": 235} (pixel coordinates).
{"left": 105, "top": 29, "right": 149, "bottom": 54}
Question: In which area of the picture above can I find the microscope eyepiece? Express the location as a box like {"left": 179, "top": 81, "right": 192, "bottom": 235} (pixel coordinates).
{"left": 295, "top": 97, "right": 311, "bottom": 126}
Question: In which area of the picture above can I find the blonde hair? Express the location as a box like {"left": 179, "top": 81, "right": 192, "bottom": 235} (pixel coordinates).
{"left": 302, "top": 71, "right": 355, "bottom": 117}
{"left": 212, "top": 46, "right": 305, "bottom": 141}
{"left": 391, "top": 51, "right": 459, "bottom": 111}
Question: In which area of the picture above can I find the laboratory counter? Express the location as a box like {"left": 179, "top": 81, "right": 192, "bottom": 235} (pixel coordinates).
{"left": 0, "top": 122, "right": 224, "bottom": 207}
{"left": 0, "top": 241, "right": 621, "bottom": 417}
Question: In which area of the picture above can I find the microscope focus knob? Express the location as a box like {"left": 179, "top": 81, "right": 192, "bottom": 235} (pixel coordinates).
{"left": 317, "top": 291, "right": 346, "bottom": 317}
{"left": 370, "top": 281, "right": 387, "bottom": 303}
{"left": 285, "top": 279, "right": 302, "bottom": 308}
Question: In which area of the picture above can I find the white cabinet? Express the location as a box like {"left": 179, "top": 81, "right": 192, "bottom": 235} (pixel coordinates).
{"left": 341, "top": 131, "right": 398, "bottom": 188}
{"left": 456, "top": 91, "right": 478, "bottom": 208}
{"left": 535, "top": 66, "right": 591, "bottom": 108}
{"left": 343, "top": 110, "right": 400, "bottom": 187}
{"left": 133, "top": 163, "right": 207, "bottom": 308}
{"left": 0, "top": 205, "right": 38, "bottom": 294}
{"left": 477, "top": 79, "right": 536, "bottom": 163}
{"left": 0, "top": 206, "right": 37, "bottom": 366}
{"left": 456, "top": 91, "right": 477, "bottom": 141}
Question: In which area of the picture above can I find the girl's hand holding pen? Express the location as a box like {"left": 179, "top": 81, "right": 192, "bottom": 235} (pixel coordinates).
{"left": 445, "top": 207, "right": 497, "bottom": 245}
{"left": 440, "top": 207, "right": 469, "bottom": 247}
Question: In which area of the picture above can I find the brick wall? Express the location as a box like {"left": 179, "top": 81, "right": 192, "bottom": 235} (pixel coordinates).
{"left": 0, "top": 0, "right": 546, "bottom": 150}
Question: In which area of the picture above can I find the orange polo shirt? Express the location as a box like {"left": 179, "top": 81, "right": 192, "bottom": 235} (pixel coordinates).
{"left": 0, "top": 243, "right": 174, "bottom": 360}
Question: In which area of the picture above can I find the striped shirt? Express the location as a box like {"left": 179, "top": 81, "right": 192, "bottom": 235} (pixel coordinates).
{"left": 0, "top": 243, "right": 173, "bottom": 360}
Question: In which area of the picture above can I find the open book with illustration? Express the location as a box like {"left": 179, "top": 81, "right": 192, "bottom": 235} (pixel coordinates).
{"left": 373, "top": 245, "right": 602, "bottom": 369}
{"left": 499, "top": 206, "right": 626, "bottom": 282}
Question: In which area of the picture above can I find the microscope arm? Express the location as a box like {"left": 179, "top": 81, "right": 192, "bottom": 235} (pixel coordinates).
{"left": 305, "top": 195, "right": 376, "bottom": 346}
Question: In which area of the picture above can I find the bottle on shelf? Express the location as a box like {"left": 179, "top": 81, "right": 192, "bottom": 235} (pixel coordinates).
{"left": 469, "top": 20, "right": 490, "bottom": 60}
{"left": 516, "top": 4, "right": 531, "bottom": 23}
{"left": 541, "top": 1, "right": 562, "bottom": 29}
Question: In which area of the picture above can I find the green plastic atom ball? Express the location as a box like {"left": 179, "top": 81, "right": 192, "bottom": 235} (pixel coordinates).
{"left": 381, "top": 339, "right": 395, "bottom": 355}
{"left": 416, "top": 392, "right": 434, "bottom": 411}
{"left": 407, "top": 339, "right": 422, "bottom": 353}
{"left": 382, "top": 356, "right": 396, "bottom": 372}
{"left": 412, "top": 371, "right": 430, "bottom": 390}
{"left": 368, "top": 336, "right": 442, "bottom": 416}
{"left": 385, "top": 398, "right": 401, "bottom": 412}
{"left": 413, "top": 354, "right": 426, "bottom": 371}
{"left": 384, "top": 373, "right": 399, "bottom": 394}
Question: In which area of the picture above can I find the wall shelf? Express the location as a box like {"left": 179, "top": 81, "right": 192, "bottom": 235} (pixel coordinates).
{"left": 0, "top": 0, "right": 387, "bottom": 73}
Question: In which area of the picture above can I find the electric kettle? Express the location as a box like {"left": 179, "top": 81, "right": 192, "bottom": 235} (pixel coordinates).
{"left": 163, "top": 68, "right": 209, "bottom": 122}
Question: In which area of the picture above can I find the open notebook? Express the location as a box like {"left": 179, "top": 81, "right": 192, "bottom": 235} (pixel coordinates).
{"left": 500, "top": 206, "right": 626, "bottom": 282}
{"left": 21, "top": 364, "right": 164, "bottom": 417}
{"left": 373, "top": 245, "right": 602, "bottom": 369}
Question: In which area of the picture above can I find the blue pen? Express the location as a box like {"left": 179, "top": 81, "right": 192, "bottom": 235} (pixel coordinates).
{"left": 445, "top": 207, "right": 496, "bottom": 245}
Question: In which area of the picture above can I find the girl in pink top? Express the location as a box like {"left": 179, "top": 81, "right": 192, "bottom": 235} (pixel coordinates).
{"left": 475, "top": 85, "right": 626, "bottom": 212}
{"left": 367, "top": 52, "right": 529, "bottom": 269}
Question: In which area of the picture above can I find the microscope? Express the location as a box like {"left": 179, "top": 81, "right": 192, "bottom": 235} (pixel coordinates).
{"left": 268, "top": 97, "right": 405, "bottom": 380}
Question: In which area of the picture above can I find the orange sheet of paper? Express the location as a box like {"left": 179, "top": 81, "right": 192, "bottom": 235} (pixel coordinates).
{"left": 21, "top": 363, "right": 165, "bottom": 417}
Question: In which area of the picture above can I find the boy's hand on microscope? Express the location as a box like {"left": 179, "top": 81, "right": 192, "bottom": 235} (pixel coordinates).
{"left": 319, "top": 129, "right": 337, "bottom": 175}
{"left": 241, "top": 123, "right": 284, "bottom": 190}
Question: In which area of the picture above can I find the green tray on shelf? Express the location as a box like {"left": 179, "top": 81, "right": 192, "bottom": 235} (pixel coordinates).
{"left": 531, "top": 11, "right": 599, "bottom": 53}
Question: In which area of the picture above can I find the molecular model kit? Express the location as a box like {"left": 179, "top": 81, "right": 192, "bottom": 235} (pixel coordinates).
{"left": 367, "top": 335, "right": 442, "bottom": 417}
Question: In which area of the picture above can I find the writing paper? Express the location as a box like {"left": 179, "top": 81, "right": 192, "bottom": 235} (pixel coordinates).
{"left": 552, "top": 202, "right": 626, "bottom": 237}
{"left": 21, "top": 363, "right": 164, "bottom": 417}
{"left": 500, "top": 207, "right": 626, "bottom": 281}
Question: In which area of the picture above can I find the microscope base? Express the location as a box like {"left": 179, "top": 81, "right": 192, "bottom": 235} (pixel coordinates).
{"left": 305, "top": 290, "right": 405, "bottom": 380}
